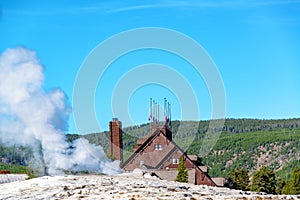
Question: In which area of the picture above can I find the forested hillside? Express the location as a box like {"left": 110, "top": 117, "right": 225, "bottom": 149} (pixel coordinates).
{"left": 1, "top": 118, "right": 299, "bottom": 181}
{"left": 76, "top": 118, "right": 300, "bottom": 179}
{"left": 175, "top": 119, "right": 300, "bottom": 179}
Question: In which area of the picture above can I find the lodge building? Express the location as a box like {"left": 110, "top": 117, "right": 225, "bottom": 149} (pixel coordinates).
{"left": 109, "top": 118, "right": 219, "bottom": 186}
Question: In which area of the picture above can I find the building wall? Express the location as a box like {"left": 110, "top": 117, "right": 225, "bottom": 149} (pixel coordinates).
{"left": 195, "top": 168, "right": 216, "bottom": 186}
{"left": 122, "top": 128, "right": 216, "bottom": 186}
{"left": 160, "top": 153, "right": 216, "bottom": 186}
{"left": 212, "top": 177, "right": 227, "bottom": 187}
{"left": 154, "top": 169, "right": 196, "bottom": 184}
{"left": 161, "top": 150, "right": 195, "bottom": 169}
{"left": 124, "top": 131, "right": 175, "bottom": 171}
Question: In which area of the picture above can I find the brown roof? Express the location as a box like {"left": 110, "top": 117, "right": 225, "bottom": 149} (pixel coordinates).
{"left": 121, "top": 126, "right": 217, "bottom": 186}
{"left": 120, "top": 128, "right": 161, "bottom": 168}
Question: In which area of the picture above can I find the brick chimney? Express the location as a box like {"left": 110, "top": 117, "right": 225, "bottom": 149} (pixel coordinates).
{"left": 162, "top": 126, "right": 172, "bottom": 141}
{"left": 109, "top": 118, "right": 123, "bottom": 163}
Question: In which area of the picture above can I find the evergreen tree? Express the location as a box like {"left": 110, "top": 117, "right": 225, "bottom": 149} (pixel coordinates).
{"left": 175, "top": 156, "right": 188, "bottom": 183}
{"left": 282, "top": 181, "right": 291, "bottom": 194}
{"left": 251, "top": 166, "right": 276, "bottom": 194}
{"left": 276, "top": 176, "right": 286, "bottom": 195}
{"left": 289, "top": 168, "right": 300, "bottom": 194}
{"left": 227, "top": 169, "right": 249, "bottom": 190}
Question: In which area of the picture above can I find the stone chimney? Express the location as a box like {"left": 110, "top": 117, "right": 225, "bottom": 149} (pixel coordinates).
{"left": 109, "top": 118, "right": 123, "bottom": 163}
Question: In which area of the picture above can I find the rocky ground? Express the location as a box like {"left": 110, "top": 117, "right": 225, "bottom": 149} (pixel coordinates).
{"left": 0, "top": 170, "right": 299, "bottom": 200}
{"left": 0, "top": 174, "right": 28, "bottom": 184}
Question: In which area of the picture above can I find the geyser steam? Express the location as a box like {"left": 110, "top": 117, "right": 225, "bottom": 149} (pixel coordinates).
{"left": 0, "top": 47, "right": 121, "bottom": 175}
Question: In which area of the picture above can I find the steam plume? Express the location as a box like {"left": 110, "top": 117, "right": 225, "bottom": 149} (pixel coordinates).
{"left": 0, "top": 47, "right": 121, "bottom": 175}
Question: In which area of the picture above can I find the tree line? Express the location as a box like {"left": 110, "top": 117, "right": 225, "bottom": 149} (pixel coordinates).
{"left": 226, "top": 166, "right": 300, "bottom": 195}
{"left": 174, "top": 157, "right": 299, "bottom": 195}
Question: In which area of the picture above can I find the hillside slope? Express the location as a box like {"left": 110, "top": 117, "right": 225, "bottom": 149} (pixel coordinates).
{"left": 78, "top": 118, "right": 300, "bottom": 179}
{"left": 1, "top": 118, "right": 299, "bottom": 180}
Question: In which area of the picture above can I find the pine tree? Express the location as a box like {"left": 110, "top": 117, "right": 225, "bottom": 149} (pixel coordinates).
{"left": 282, "top": 168, "right": 300, "bottom": 194}
{"left": 251, "top": 166, "right": 276, "bottom": 194}
{"left": 289, "top": 168, "right": 300, "bottom": 194}
{"left": 228, "top": 169, "right": 249, "bottom": 190}
{"left": 282, "top": 182, "right": 291, "bottom": 194}
{"left": 276, "top": 175, "right": 286, "bottom": 195}
{"left": 175, "top": 156, "right": 188, "bottom": 183}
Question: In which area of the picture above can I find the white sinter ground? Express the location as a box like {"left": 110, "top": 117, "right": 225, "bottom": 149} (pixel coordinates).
{"left": 0, "top": 169, "right": 298, "bottom": 200}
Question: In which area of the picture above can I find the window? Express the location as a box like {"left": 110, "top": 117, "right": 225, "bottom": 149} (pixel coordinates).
{"left": 154, "top": 144, "right": 162, "bottom": 150}
{"left": 172, "top": 158, "right": 179, "bottom": 164}
{"left": 139, "top": 160, "right": 143, "bottom": 167}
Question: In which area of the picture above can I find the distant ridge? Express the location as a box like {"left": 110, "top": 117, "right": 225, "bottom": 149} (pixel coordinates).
{"left": 1, "top": 118, "right": 299, "bottom": 181}
{"left": 73, "top": 118, "right": 300, "bottom": 180}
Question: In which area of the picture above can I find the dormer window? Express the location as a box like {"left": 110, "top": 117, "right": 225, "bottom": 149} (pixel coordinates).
{"left": 154, "top": 144, "right": 162, "bottom": 150}
{"left": 172, "top": 158, "right": 179, "bottom": 164}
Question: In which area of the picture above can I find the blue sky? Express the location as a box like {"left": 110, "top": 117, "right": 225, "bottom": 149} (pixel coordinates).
{"left": 0, "top": 1, "right": 300, "bottom": 133}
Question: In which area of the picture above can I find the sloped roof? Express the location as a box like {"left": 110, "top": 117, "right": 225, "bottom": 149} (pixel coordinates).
{"left": 121, "top": 128, "right": 161, "bottom": 168}
{"left": 123, "top": 127, "right": 191, "bottom": 169}
{"left": 121, "top": 126, "right": 183, "bottom": 168}
{"left": 121, "top": 126, "right": 217, "bottom": 186}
